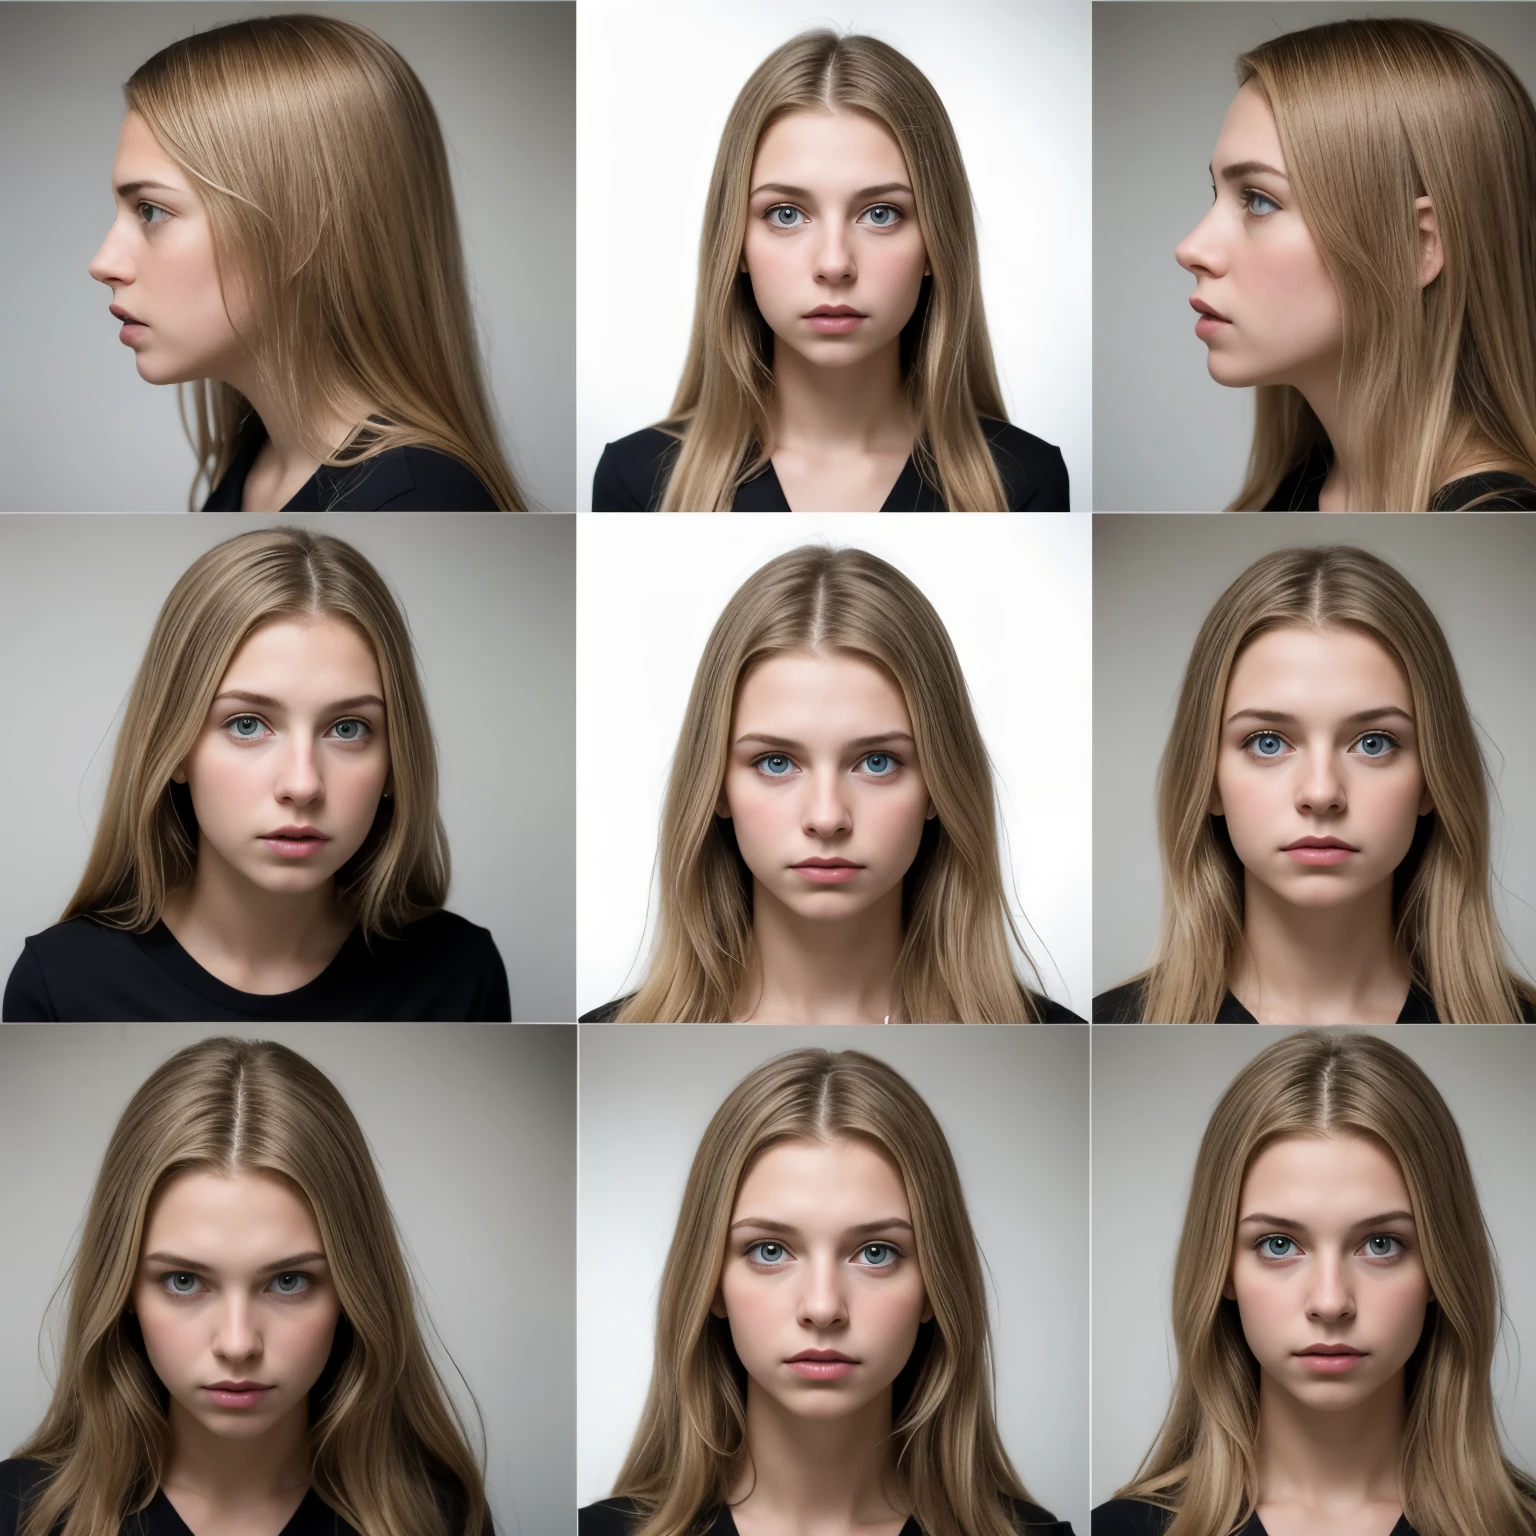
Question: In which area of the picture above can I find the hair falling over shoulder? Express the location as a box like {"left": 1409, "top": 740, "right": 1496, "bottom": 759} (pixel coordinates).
{"left": 1135, "top": 544, "right": 1534, "bottom": 1023}
{"left": 610, "top": 1048, "right": 1038, "bottom": 1536}
{"left": 1115, "top": 1030, "right": 1536, "bottom": 1536}
{"left": 125, "top": 14, "right": 525, "bottom": 510}
{"left": 659, "top": 30, "right": 1010, "bottom": 511}
{"left": 12, "top": 1037, "right": 487, "bottom": 1536}
{"left": 1228, "top": 19, "right": 1536, "bottom": 511}
{"left": 615, "top": 544, "right": 1045, "bottom": 1023}
{"left": 63, "top": 526, "right": 449, "bottom": 940}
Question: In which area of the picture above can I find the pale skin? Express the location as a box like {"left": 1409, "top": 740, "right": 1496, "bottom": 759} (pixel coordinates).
{"left": 131, "top": 1169, "right": 343, "bottom": 1536}
{"left": 713, "top": 1138, "right": 932, "bottom": 1536}
{"left": 1212, "top": 625, "right": 1432, "bottom": 1024}
{"left": 742, "top": 109, "right": 930, "bottom": 512}
{"left": 161, "top": 617, "right": 391, "bottom": 994}
{"left": 88, "top": 111, "right": 375, "bottom": 511}
{"left": 719, "top": 650, "right": 934, "bottom": 1023}
{"left": 1229, "top": 1133, "right": 1431, "bottom": 1536}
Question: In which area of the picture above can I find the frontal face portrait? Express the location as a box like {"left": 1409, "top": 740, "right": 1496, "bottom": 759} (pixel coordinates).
{"left": 576, "top": 0, "right": 1091, "bottom": 508}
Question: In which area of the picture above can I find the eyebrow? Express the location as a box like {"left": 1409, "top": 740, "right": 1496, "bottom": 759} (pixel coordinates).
{"left": 212, "top": 690, "right": 386, "bottom": 713}
{"left": 1237, "top": 1210, "right": 1415, "bottom": 1231}
{"left": 750, "top": 181, "right": 913, "bottom": 201}
{"left": 1225, "top": 707, "right": 1414, "bottom": 729}
{"left": 141, "top": 1250, "right": 329, "bottom": 1271}
{"left": 734, "top": 731, "right": 916, "bottom": 752}
{"left": 729, "top": 1217, "right": 915, "bottom": 1235}
{"left": 1210, "top": 160, "right": 1290, "bottom": 183}
{"left": 115, "top": 179, "right": 185, "bottom": 200}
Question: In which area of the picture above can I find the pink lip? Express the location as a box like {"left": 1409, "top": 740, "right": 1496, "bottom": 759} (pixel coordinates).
{"left": 804, "top": 306, "right": 866, "bottom": 335}
{"left": 1283, "top": 835, "right": 1358, "bottom": 866}
{"left": 202, "top": 1384, "right": 275, "bottom": 1407}
{"left": 1190, "top": 297, "right": 1231, "bottom": 340}
{"left": 791, "top": 859, "right": 863, "bottom": 884}
{"left": 1294, "top": 1348, "right": 1368, "bottom": 1374}
{"left": 259, "top": 828, "right": 331, "bottom": 860}
{"left": 787, "top": 1351, "right": 857, "bottom": 1380}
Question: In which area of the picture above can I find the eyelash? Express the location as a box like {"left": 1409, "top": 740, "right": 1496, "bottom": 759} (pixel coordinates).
{"left": 1239, "top": 188, "right": 1280, "bottom": 217}
{"left": 157, "top": 1271, "right": 314, "bottom": 1299}
{"left": 1240, "top": 730, "right": 1401, "bottom": 762}
{"left": 1254, "top": 1234, "right": 1406, "bottom": 1263}
{"left": 742, "top": 1240, "right": 905, "bottom": 1270}
{"left": 761, "top": 203, "right": 904, "bottom": 231}
{"left": 137, "top": 202, "right": 170, "bottom": 227}
{"left": 223, "top": 714, "right": 372, "bottom": 745}
{"left": 750, "top": 751, "right": 904, "bottom": 780}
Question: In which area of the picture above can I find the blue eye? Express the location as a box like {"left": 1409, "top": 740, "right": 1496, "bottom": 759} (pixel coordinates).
{"left": 860, "top": 752, "right": 897, "bottom": 776}
{"left": 329, "top": 718, "right": 369, "bottom": 742}
{"left": 270, "top": 1272, "right": 310, "bottom": 1295}
{"left": 747, "top": 1241, "right": 789, "bottom": 1266}
{"left": 163, "top": 1271, "right": 203, "bottom": 1296}
{"left": 756, "top": 754, "right": 795, "bottom": 777}
{"left": 227, "top": 715, "right": 265, "bottom": 740}
{"left": 1242, "top": 189, "right": 1280, "bottom": 216}
{"left": 1362, "top": 1235, "right": 1403, "bottom": 1259}
{"left": 1246, "top": 732, "right": 1287, "bottom": 758}
{"left": 1355, "top": 732, "right": 1397, "bottom": 758}
{"left": 765, "top": 205, "right": 805, "bottom": 229}
{"left": 1259, "top": 1235, "right": 1298, "bottom": 1259}
{"left": 862, "top": 203, "right": 901, "bottom": 228}
{"left": 138, "top": 202, "right": 170, "bottom": 226}
{"left": 857, "top": 1243, "right": 899, "bottom": 1267}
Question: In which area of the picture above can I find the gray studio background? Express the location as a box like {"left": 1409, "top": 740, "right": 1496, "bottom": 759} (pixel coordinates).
{"left": 0, "top": 1024, "right": 576, "bottom": 1536}
{"left": 1092, "top": 1026, "right": 1536, "bottom": 1503}
{"left": 1093, "top": 515, "right": 1536, "bottom": 997}
{"left": 1092, "top": 2, "right": 1536, "bottom": 511}
{"left": 578, "top": 1026, "right": 1089, "bottom": 1531}
{"left": 0, "top": 514, "right": 575, "bottom": 1021}
{"left": 0, "top": 2, "right": 574, "bottom": 511}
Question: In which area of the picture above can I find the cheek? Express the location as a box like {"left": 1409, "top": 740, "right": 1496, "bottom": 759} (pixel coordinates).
{"left": 1231, "top": 1266, "right": 1290, "bottom": 1349}
{"left": 186, "top": 748, "right": 258, "bottom": 827}
{"left": 1371, "top": 1274, "right": 1431, "bottom": 1358}
{"left": 280, "top": 1300, "right": 343, "bottom": 1376}
{"left": 1246, "top": 232, "right": 1341, "bottom": 349}
{"left": 861, "top": 235, "right": 927, "bottom": 304}
{"left": 862, "top": 788, "right": 928, "bottom": 863}
{"left": 743, "top": 233, "right": 798, "bottom": 305}
{"left": 1215, "top": 763, "right": 1280, "bottom": 853}
{"left": 719, "top": 1272, "right": 780, "bottom": 1360}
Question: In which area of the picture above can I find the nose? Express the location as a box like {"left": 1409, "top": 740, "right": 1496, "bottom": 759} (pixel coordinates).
{"left": 212, "top": 1292, "right": 262, "bottom": 1365}
{"left": 1304, "top": 1251, "right": 1356, "bottom": 1326}
{"left": 801, "top": 768, "right": 853, "bottom": 840}
{"left": 89, "top": 213, "right": 136, "bottom": 290}
{"left": 275, "top": 737, "right": 324, "bottom": 807}
{"left": 1176, "top": 204, "right": 1227, "bottom": 278}
{"left": 812, "top": 220, "right": 856, "bottom": 286}
{"left": 797, "top": 1253, "right": 849, "bottom": 1331}
{"left": 1295, "top": 748, "right": 1346, "bottom": 816}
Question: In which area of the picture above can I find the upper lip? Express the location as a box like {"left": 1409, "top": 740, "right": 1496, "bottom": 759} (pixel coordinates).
{"left": 805, "top": 304, "right": 866, "bottom": 317}
{"left": 791, "top": 856, "right": 862, "bottom": 868}
{"left": 1295, "top": 1344, "right": 1366, "bottom": 1356}
{"left": 205, "top": 1379, "right": 274, "bottom": 1389}
{"left": 1283, "top": 835, "right": 1358, "bottom": 851}
{"left": 261, "top": 825, "right": 329, "bottom": 840}
{"left": 109, "top": 303, "right": 146, "bottom": 324}
{"left": 1190, "top": 296, "right": 1229, "bottom": 321}
{"left": 787, "top": 1349, "right": 857, "bottom": 1362}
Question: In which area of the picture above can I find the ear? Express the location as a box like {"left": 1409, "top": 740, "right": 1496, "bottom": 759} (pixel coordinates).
{"left": 1221, "top": 1272, "right": 1237, "bottom": 1302}
{"left": 1418, "top": 783, "right": 1434, "bottom": 817}
{"left": 171, "top": 766, "right": 188, "bottom": 785}
{"left": 708, "top": 1284, "right": 728, "bottom": 1320}
{"left": 716, "top": 790, "right": 732, "bottom": 819}
{"left": 920, "top": 1294, "right": 934, "bottom": 1325}
{"left": 1209, "top": 782, "right": 1224, "bottom": 817}
{"left": 1415, "top": 196, "right": 1443, "bottom": 289}
{"left": 924, "top": 796, "right": 937, "bottom": 822}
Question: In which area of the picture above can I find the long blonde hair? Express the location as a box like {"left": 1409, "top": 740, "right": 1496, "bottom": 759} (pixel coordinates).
{"left": 613, "top": 1048, "right": 1040, "bottom": 1536}
{"left": 616, "top": 545, "right": 1045, "bottom": 1023}
{"left": 1117, "top": 1029, "right": 1536, "bottom": 1536}
{"left": 1227, "top": 18, "right": 1536, "bottom": 511}
{"left": 13, "top": 1037, "right": 488, "bottom": 1536}
{"left": 125, "top": 13, "right": 525, "bottom": 510}
{"left": 64, "top": 526, "right": 449, "bottom": 938}
{"left": 659, "top": 30, "right": 1010, "bottom": 512}
{"left": 1138, "top": 545, "right": 1533, "bottom": 1023}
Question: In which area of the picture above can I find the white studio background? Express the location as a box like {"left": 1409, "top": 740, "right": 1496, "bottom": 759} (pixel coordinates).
{"left": 575, "top": 513, "right": 1092, "bottom": 1020}
{"left": 578, "top": 1025, "right": 1090, "bottom": 1531}
{"left": 576, "top": 0, "right": 1092, "bottom": 510}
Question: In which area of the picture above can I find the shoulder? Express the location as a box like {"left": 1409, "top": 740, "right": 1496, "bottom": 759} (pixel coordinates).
{"left": 578, "top": 1499, "right": 643, "bottom": 1536}
{"left": 328, "top": 445, "right": 499, "bottom": 511}
{"left": 383, "top": 910, "right": 505, "bottom": 977}
{"left": 579, "top": 996, "right": 628, "bottom": 1023}
{"left": 364, "top": 910, "right": 510, "bottom": 1021}
{"left": 980, "top": 419, "right": 1069, "bottom": 511}
{"left": 592, "top": 427, "right": 682, "bottom": 511}
{"left": 0, "top": 1462, "right": 53, "bottom": 1533}
{"left": 1006, "top": 1497, "right": 1076, "bottom": 1533}
{"left": 5, "top": 918, "right": 139, "bottom": 1021}
{"left": 1090, "top": 1500, "right": 1172, "bottom": 1536}
{"left": 1093, "top": 978, "right": 1149, "bottom": 1023}
{"left": 1027, "top": 991, "right": 1085, "bottom": 1024}
{"left": 1432, "top": 471, "right": 1536, "bottom": 511}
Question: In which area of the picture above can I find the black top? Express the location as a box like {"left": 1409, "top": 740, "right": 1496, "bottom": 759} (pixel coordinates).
{"left": 202, "top": 423, "right": 499, "bottom": 512}
{"left": 580, "top": 990, "right": 1085, "bottom": 1023}
{"left": 3, "top": 910, "right": 510, "bottom": 1022}
{"left": 1091, "top": 1499, "right": 1413, "bottom": 1536}
{"left": 582, "top": 1495, "right": 1074, "bottom": 1536}
{"left": 1092, "top": 976, "right": 1536, "bottom": 1024}
{"left": 1264, "top": 446, "right": 1536, "bottom": 511}
{"left": 591, "top": 420, "right": 1070, "bottom": 511}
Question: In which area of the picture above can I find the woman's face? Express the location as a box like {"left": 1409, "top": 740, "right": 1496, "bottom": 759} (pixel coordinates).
{"left": 132, "top": 1167, "right": 343, "bottom": 1441}
{"left": 720, "top": 649, "right": 933, "bottom": 925}
{"left": 1175, "top": 82, "right": 1343, "bottom": 391}
{"left": 713, "top": 1136, "right": 932, "bottom": 1423}
{"left": 178, "top": 616, "right": 392, "bottom": 901}
{"left": 88, "top": 111, "right": 250, "bottom": 386}
{"left": 741, "top": 108, "right": 929, "bottom": 373}
{"left": 1228, "top": 1132, "right": 1432, "bottom": 1413}
{"left": 1212, "top": 624, "right": 1431, "bottom": 911}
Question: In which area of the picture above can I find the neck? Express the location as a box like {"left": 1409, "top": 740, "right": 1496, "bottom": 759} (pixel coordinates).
{"left": 1256, "top": 1367, "right": 1406, "bottom": 1508}
{"left": 222, "top": 358, "right": 372, "bottom": 483}
{"left": 741, "top": 883, "right": 904, "bottom": 1024}
{"left": 162, "top": 1395, "right": 311, "bottom": 1505}
{"left": 768, "top": 335, "right": 912, "bottom": 454}
{"left": 729, "top": 1380, "right": 903, "bottom": 1529}
{"left": 1231, "top": 874, "right": 1410, "bottom": 1025}
{"left": 1289, "top": 361, "right": 1363, "bottom": 512}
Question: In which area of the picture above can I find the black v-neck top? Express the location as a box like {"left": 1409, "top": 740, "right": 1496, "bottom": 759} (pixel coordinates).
{"left": 1091, "top": 1499, "right": 1414, "bottom": 1536}
{"left": 591, "top": 419, "right": 1070, "bottom": 511}
{"left": 1091, "top": 975, "right": 1536, "bottom": 1023}
{"left": 3, "top": 911, "right": 510, "bottom": 1022}
{"left": 579, "top": 989, "right": 1086, "bottom": 1023}
{"left": 582, "top": 1494, "right": 1075, "bottom": 1535}
{"left": 202, "top": 423, "right": 499, "bottom": 512}
{"left": 1263, "top": 445, "right": 1536, "bottom": 511}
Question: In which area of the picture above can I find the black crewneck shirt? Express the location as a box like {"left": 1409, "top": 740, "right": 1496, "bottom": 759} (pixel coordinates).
{"left": 1091, "top": 1499, "right": 1414, "bottom": 1536}
{"left": 1264, "top": 445, "right": 1536, "bottom": 511}
{"left": 579, "top": 990, "right": 1086, "bottom": 1023}
{"left": 3, "top": 911, "right": 510, "bottom": 1022}
{"left": 1092, "top": 976, "right": 1536, "bottom": 1023}
{"left": 582, "top": 1495, "right": 1075, "bottom": 1535}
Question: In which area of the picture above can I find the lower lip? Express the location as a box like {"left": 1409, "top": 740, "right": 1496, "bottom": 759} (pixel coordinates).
{"left": 203, "top": 1386, "right": 274, "bottom": 1408}
{"left": 1296, "top": 1353, "right": 1367, "bottom": 1374}
{"left": 260, "top": 836, "right": 330, "bottom": 859}
{"left": 1285, "top": 846, "right": 1355, "bottom": 865}
{"left": 788, "top": 1359, "right": 855, "bottom": 1379}
{"left": 118, "top": 322, "right": 149, "bottom": 344}
{"left": 793, "top": 865, "right": 861, "bottom": 883}
{"left": 806, "top": 315, "right": 865, "bottom": 334}
{"left": 1194, "top": 315, "right": 1230, "bottom": 339}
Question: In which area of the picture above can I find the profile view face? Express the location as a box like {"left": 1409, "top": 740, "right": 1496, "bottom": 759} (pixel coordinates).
{"left": 132, "top": 1166, "right": 343, "bottom": 1443}
{"left": 1211, "top": 624, "right": 1432, "bottom": 909}
{"left": 1175, "top": 82, "right": 1343, "bottom": 391}
{"left": 710, "top": 1135, "right": 932, "bottom": 1422}
{"left": 742, "top": 108, "right": 929, "bottom": 374}
{"left": 719, "top": 649, "right": 933, "bottom": 925}
{"left": 175, "top": 616, "right": 392, "bottom": 899}
{"left": 88, "top": 112, "right": 249, "bottom": 387}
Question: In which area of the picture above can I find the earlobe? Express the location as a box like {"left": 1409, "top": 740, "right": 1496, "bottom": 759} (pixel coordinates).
{"left": 925, "top": 797, "right": 936, "bottom": 821}
{"left": 1419, "top": 785, "right": 1434, "bottom": 816}
{"left": 171, "top": 766, "right": 187, "bottom": 785}
{"left": 1415, "top": 195, "right": 1443, "bottom": 289}
{"left": 1209, "top": 785, "right": 1223, "bottom": 817}
{"left": 716, "top": 791, "right": 731, "bottom": 819}
{"left": 708, "top": 1286, "right": 727, "bottom": 1320}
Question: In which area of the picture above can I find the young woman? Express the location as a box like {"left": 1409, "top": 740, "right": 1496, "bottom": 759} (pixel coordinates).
{"left": 581, "top": 544, "right": 1080, "bottom": 1023}
{"left": 1094, "top": 545, "right": 1536, "bottom": 1024}
{"left": 1177, "top": 17, "right": 1536, "bottom": 511}
{"left": 582, "top": 1047, "right": 1075, "bottom": 1536}
{"left": 0, "top": 1036, "right": 491, "bottom": 1536}
{"left": 2, "top": 527, "right": 509, "bottom": 1021}
{"left": 591, "top": 30, "right": 1068, "bottom": 512}
{"left": 1093, "top": 1029, "right": 1536, "bottom": 1536}
{"left": 88, "top": 14, "right": 523, "bottom": 511}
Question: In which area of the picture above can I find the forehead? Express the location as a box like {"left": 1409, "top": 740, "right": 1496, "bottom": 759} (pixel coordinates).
{"left": 1214, "top": 80, "right": 1286, "bottom": 171}
{"left": 142, "top": 1167, "right": 323, "bottom": 1257}
{"left": 732, "top": 1136, "right": 911, "bottom": 1222}
{"left": 1239, "top": 1131, "right": 1412, "bottom": 1220}
{"left": 751, "top": 107, "right": 910, "bottom": 193}
{"left": 113, "top": 110, "right": 193, "bottom": 193}
{"left": 732, "top": 649, "right": 910, "bottom": 738}
{"left": 219, "top": 616, "right": 383, "bottom": 697}
{"left": 1223, "top": 624, "right": 1412, "bottom": 719}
